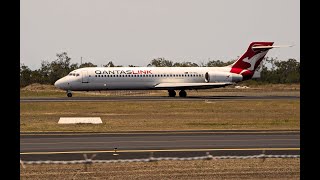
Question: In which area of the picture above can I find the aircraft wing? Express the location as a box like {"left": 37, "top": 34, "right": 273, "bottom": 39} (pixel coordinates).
{"left": 154, "top": 82, "right": 234, "bottom": 89}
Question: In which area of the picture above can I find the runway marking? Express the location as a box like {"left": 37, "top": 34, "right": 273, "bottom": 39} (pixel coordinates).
{"left": 20, "top": 147, "right": 300, "bottom": 155}
{"left": 20, "top": 138, "right": 299, "bottom": 145}
{"left": 20, "top": 130, "right": 300, "bottom": 136}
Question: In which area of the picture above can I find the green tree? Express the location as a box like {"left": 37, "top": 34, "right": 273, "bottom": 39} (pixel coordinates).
{"left": 104, "top": 61, "right": 115, "bottom": 67}
{"left": 173, "top": 61, "right": 199, "bottom": 67}
{"left": 274, "top": 58, "right": 300, "bottom": 83}
{"left": 148, "top": 58, "right": 173, "bottom": 67}
{"left": 258, "top": 58, "right": 300, "bottom": 84}
{"left": 206, "top": 60, "right": 235, "bottom": 67}
{"left": 47, "top": 52, "right": 74, "bottom": 84}
{"left": 79, "top": 62, "right": 97, "bottom": 68}
{"left": 37, "top": 52, "right": 78, "bottom": 85}
{"left": 20, "top": 64, "right": 32, "bottom": 87}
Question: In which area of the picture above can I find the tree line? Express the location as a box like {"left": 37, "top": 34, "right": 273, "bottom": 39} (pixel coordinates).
{"left": 20, "top": 52, "right": 300, "bottom": 87}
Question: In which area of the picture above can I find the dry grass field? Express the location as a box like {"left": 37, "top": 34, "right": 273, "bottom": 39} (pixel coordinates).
{"left": 20, "top": 100, "right": 299, "bottom": 132}
{"left": 20, "top": 158, "right": 300, "bottom": 180}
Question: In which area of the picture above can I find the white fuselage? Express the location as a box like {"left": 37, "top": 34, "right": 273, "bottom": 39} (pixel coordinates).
{"left": 54, "top": 66, "right": 235, "bottom": 91}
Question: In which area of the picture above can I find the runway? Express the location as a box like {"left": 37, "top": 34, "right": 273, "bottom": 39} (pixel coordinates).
{"left": 20, "top": 95, "right": 300, "bottom": 102}
{"left": 20, "top": 130, "right": 300, "bottom": 161}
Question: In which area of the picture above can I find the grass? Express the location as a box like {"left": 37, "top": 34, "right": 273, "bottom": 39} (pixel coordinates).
{"left": 20, "top": 158, "right": 300, "bottom": 179}
{"left": 20, "top": 100, "right": 300, "bottom": 132}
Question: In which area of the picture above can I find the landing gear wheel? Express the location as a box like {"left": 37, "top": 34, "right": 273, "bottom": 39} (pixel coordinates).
{"left": 168, "top": 90, "right": 176, "bottom": 97}
{"left": 67, "top": 92, "right": 72, "bottom": 97}
{"left": 179, "top": 90, "right": 187, "bottom": 97}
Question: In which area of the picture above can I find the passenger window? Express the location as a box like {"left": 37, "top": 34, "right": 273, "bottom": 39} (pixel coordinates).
{"left": 76, "top": 74, "right": 79, "bottom": 76}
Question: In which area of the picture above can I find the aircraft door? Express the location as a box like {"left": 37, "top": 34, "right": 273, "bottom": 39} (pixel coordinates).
{"left": 82, "top": 70, "right": 89, "bottom": 83}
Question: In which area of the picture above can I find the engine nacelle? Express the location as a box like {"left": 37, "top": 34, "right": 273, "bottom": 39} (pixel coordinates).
{"left": 205, "top": 71, "right": 242, "bottom": 83}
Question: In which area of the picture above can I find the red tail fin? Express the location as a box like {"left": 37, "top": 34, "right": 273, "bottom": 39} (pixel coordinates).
{"left": 230, "top": 42, "right": 274, "bottom": 80}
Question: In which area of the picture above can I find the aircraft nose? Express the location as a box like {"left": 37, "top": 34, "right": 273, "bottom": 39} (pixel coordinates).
{"left": 54, "top": 78, "right": 69, "bottom": 90}
{"left": 54, "top": 79, "right": 63, "bottom": 89}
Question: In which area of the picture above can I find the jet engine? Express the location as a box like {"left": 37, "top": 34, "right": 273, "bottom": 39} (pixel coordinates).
{"left": 205, "top": 71, "right": 242, "bottom": 83}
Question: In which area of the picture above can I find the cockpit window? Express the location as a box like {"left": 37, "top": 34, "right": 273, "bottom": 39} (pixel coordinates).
{"left": 68, "top": 73, "right": 79, "bottom": 76}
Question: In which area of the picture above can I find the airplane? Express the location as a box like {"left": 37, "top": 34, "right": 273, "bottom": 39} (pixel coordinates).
{"left": 54, "top": 42, "right": 290, "bottom": 97}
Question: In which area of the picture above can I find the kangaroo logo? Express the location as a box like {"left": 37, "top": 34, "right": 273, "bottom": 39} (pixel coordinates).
{"left": 242, "top": 51, "right": 268, "bottom": 71}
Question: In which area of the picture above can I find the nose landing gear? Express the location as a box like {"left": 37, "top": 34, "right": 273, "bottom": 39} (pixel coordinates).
{"left": 67, "top": 90, "right": 72, "bottom": 97}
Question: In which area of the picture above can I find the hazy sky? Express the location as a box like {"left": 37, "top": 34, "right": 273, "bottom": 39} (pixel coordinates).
{"left": 21, "top": 0, "right": 299, "bottom": 70}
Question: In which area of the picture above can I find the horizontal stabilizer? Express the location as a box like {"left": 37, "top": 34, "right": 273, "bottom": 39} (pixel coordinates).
{"left": 252, "top": 45, "right": 293, "bottom": 49}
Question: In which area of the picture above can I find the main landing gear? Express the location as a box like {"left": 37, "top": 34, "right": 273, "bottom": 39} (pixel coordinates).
{"left": 179, "top": 90, "right": 187, "bottom": 97}
{"left": 168, "top": 90, "right": 187, "bottom": 97}
{"left": 168, "top": 90, "right": 176, "bottom": 97}
{"left": 67, "top": 90, "right": 72, "bottom": 97}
